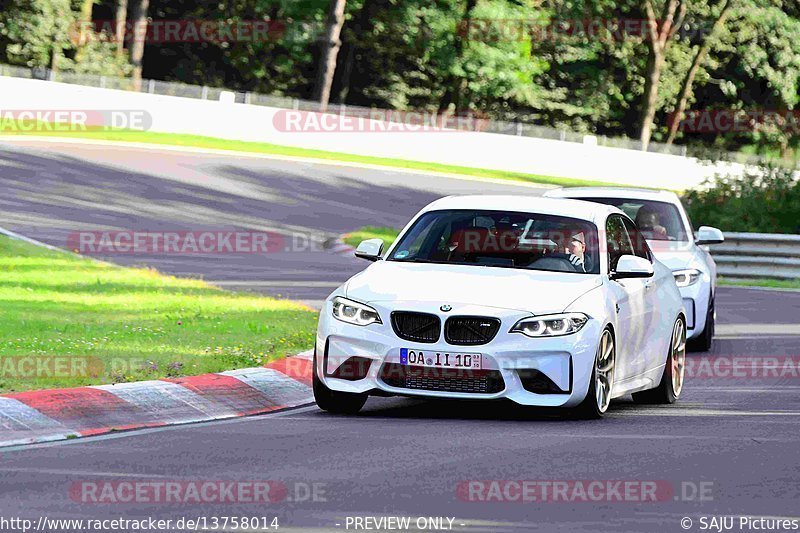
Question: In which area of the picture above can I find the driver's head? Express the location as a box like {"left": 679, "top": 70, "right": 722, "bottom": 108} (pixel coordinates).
{"left": 635, "top": 206, "right": 659, "bottom": 229}
{"left": 567, "top": 231, "right": 586, "bottom": 258}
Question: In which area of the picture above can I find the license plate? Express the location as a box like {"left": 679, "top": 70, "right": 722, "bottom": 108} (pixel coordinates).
{"left": 400, "top": 348, "right": 482, "bottom": 369}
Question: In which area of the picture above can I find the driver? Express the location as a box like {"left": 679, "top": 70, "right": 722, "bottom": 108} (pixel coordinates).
{"left": 566, "top": 232, "right": 587, "bottom": 272}
{"left": 635, "top": 206, "right": 668, "bottom": 239}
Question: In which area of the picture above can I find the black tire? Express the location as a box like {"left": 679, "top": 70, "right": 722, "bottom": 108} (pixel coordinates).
{"left": 632, "top": 318, "right": 686, "bottom": 405}
{"left": 574, "top": 365, "right": 604, "bottom": 419}
{"left": 574, "top": 328, "right": 615, "bottom": 419}
{"left": 313, "top": 350, "right": 368, "bottom": 415}
{"left": 687, "top": 294, "right": 714, "bottom": 352}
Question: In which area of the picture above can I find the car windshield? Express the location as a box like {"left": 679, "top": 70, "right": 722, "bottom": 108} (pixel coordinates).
{"left": 388, "top": 209, "right": 600, "bottom": 274}
{"left": 580, "top": 198, "right": 688, "bottom": 241}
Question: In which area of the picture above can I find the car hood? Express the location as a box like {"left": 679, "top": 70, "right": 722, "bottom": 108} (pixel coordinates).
{"left": 345, "top": 261, "right": 602, "bottom": 314}
{"left": 648, "top": 244, "right": 698, "bottom": 271}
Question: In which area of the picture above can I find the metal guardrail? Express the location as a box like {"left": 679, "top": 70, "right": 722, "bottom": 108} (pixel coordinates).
{"left": 712, "top": 232, "right": 800, "bottom": 280}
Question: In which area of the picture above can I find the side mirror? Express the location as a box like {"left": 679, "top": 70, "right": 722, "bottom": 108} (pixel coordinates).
{"left": 355, "top": 238, "right": 384, "bottom": 262}
{"left": 695, "top": 226, "right": 724, "bottom": 245}
{"left": 612, "top": 255, "right": 654, "bottom": 280}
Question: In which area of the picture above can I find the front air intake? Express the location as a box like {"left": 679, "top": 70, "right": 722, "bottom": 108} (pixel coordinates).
{"left": 445, "top": 316, "right": 501, "bottom": 345}
{"left": 391, "top": 312, "right": 441, "bottom": 343}
{"left": 380, "top": 363, "right": 505, "bottom": 394}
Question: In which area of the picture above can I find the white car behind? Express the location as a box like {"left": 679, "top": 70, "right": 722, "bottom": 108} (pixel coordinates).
{"left": 544, "top": 188, "right": 724, "bottom": 351}
{"left": 314, "top": 196, "right": 686, "bottom": 418}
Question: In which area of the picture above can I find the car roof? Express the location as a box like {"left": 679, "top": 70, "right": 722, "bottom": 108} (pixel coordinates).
{"left": 421, "top": 195, "right": 621, "bottom": 224}
{"left": 544, "top": 187, "right": 682, "bottom": 204}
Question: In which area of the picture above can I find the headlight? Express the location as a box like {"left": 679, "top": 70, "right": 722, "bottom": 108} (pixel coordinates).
{"left": 510, "top": 313, "right": 589, "bottom": 338}
{"left": 332, "top": 297, "right": 382, "bottom": 326}
{"left": 673, "top": 268, "right": 702, "bottom": 287}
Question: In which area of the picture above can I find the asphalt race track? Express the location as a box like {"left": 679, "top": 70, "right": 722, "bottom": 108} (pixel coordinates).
{"left": 1, "top": 140, "right": 799, "bottom": 532}
{"left": 0, "top": 140, "right": 543, "bottom": 305}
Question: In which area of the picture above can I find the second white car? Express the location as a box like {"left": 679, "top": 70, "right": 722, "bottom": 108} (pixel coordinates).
{"left": 545, "top": 187, "right": 724, "bottom": 351}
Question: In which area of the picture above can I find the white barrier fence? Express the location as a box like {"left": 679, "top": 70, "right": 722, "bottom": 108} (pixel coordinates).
{"left": 0, "top": 76, "right": 748, "bottom": 190}
{"left": 1, "top": 62, "right": 690, "bottom": 155}
{"left": 714, "top": 233, "right": 800, "bottom": 280}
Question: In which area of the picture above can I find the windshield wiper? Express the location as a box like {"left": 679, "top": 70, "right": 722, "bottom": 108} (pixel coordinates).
{"left": 393, "top": 258, "right": 441, "bottom": 264}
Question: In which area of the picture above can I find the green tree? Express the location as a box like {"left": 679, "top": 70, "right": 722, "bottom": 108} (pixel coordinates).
{"left": 684, "top": 164, "right": 800, "bottom": 233}
{"left": 314, "top": 0, "right": 347, "bottom": 110}
{"left": 665, "top": 0, "right": 734, "bottom": 145}
{"left": 0, "top": 0, "right": 130, "bottom": 75}
{"left": 0, "top": 0, "right": 75, "bottom": 68}
{"left": 663, "top": 0, "right": 800, "bottom": 155}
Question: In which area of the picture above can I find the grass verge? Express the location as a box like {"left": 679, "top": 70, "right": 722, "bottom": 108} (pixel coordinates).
{"left": 0, "top": 235, "right": 317, "bottom": 393}
{"left": 718, "top": 277, "right": 800, "bottom": 290}
{"left": 2, "top": 126, "right": 625, "bottom": 188}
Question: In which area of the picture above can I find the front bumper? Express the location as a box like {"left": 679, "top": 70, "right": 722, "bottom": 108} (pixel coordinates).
{"left": 679, "top": 278, "right": 711, "bottom": 339}
{"left": 315, "top": 300, "right": 603, "bottom": 407}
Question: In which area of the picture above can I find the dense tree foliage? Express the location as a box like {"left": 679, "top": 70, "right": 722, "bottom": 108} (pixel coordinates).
{"left": 1, "top": 0, "right": 798, "bottom": 157}
{"left": 684, "top": 165, "right": 800, "bottom": 232}
{"left": 0, "top": 0, "right": 130, "bottom": 74}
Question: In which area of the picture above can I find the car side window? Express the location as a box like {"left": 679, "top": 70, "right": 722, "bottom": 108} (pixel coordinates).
{"left": 606, "top": 215, "right": 634, "bottom": 272}
{"left": 622, "top": 218, "right": 652, "bottom": 261}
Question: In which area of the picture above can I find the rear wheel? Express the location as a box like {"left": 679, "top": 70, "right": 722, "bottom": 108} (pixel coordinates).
{"left": 575, "top": 328, "right": 615, "bottom": 419}
{"left": 313, "top": 350, "right": 368, "bottom": 415}
{"left": 632, "top": 318, "right": 686, "bottom": 404}
{"left": 687, "top": 295, "right": 714, "bottom": 352}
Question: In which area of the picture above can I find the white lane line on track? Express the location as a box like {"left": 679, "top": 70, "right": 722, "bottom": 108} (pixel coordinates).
{"left": 689, "top": 387, "right": 800, "bottom": 392}
{"left": 720, "top": 284, "right": 800, "bottom": 294}
{"left": 540, "top": 431, "right": 796, "bottom": 439}
{"left": 684, "top": 382, "right": 800, "bottom": 394}
{"left": 612, "top": 409, "right": 800, "bottom": 417}
{"left": 716, "top": 336, "right": 800, "bottom": 340}
{"left": 716, "top": 324, "right": 800, "bottom": 335}
{"left": 0, "top": 467, "right": 169, "bottom": 478}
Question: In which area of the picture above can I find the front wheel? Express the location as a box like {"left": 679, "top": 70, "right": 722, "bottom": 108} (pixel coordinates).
{"left": 632, "top": 317, "right": 687, "bottom": 404}
{"left": 575, "top": 328, "right": 615, "bottom": 419}
{"left": 313, "top": 351, "right": 368, "bottom": 415}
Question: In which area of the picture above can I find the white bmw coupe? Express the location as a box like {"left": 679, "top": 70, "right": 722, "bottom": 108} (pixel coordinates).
{"left": 314, "top": 196, "right": 686, "bottom": 418}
